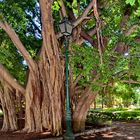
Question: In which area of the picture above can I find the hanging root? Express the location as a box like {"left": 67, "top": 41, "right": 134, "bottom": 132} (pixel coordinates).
{"left": 93, "top": 0, "right": 104, "bottom": 65}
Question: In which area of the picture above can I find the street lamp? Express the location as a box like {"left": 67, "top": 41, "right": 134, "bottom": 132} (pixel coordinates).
{"left": 59, "top": 17, "right": 73, "bottom": 36}
{"left": 59, "top": 17, "right": 75, "bottom": 140}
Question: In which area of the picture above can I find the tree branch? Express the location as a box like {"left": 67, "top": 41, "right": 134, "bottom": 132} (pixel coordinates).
{"left": 80, "top": 30, "right": 97, "bottom": 46}
{"left": 73, "top": 75, "right": 82, "bottom": 88}
{"left": 0, "top": 64, "right": 25, "bottom": 94}
{"left": 73, "top": 1, "right": 93, "bottom": 27}
{"left": 0, "top": 21, "right": 35, "bottom": 71}
{"left": 56, "top": 1, "right": 97, "bottom": 46}
{"left": 88, "top": 27, "right": 97, "bottom": 36}
{"left": 39, "top": 0, "right": 58, "bottom": 60}
{"left": 121, "top": 80, "right": 140, "bottom": 85}
{"left": 78, "top": 27, "right": 97, "bottom": 45}
{"left": 57, "top": 0, "right": 67, "bottom": 17}
{"left": 0, "top": 21, "right": 6, "bottom": 30}
{"left": 125, "top": 25, "right": 139, "bottom": 36}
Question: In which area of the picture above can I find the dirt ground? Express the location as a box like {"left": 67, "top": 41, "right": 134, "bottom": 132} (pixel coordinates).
{"left": 76, "top": 121, "right": 140, "bottom": 140}
{"left": 0, "top": 121, "right": 140, "bottom": 140}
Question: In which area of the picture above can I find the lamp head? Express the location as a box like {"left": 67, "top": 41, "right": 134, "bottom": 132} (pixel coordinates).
{"left": 59, "top": 17, "right": 73, "bottom": 36}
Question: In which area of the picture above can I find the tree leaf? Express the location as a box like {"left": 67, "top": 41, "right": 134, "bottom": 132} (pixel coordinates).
{"left": 125, "top": 0, "right": 135, "bottom": 5}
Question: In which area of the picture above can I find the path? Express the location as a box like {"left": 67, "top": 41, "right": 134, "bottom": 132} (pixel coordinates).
{"left": 76, "top": 121, "right": 140, "bottom": 140}
{"left": 0, "top": 121, "right": 140, "bottom": 140}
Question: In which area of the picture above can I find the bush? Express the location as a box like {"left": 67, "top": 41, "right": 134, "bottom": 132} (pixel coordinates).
{"left": 86, "top": 108, "right": 140, "bottom": 125}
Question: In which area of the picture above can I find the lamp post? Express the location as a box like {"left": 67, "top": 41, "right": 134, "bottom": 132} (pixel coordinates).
{"left": 59, "top": 17, "right": 75, "bottom": 140}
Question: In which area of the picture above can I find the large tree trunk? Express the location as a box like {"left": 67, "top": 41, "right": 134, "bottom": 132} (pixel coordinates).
{"left": 24, "top": 0, "right": 65, "bottom": 135}
{"left": 39, "top": 50, "right": 64, "bottom": 136}
{"left": 23, "top": 52, "right": 64, "bottom": 135}
{"left": 24, "top": 69, "right": 42, "bottom": 132}
{"left": 0, "top": 65, "right": 25, "bottom": 131}
{"left": 0, "top": 82, "right": 18, "bottom": 131}
{"left": 73, "top": 91, "right": 98, "bottom": 132}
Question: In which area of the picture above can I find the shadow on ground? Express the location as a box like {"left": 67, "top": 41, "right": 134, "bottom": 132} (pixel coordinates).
{"left": 0, "top": 121, "right": 140, "bottom": 140}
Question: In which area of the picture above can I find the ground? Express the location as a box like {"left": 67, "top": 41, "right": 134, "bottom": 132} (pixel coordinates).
{"left": 76, "top": 121, "right": 140, "bottom": 140}
{"left": 0, "top": 121, "right": 140, "bottom": 140}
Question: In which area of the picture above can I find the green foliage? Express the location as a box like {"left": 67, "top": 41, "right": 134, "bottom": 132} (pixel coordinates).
{"left": 87, "top": 108, "right": 140, "bottom": 125}
{"left": 0, "top": 0, "right": 140, "bottom": 103}
{"left": 70, "top": 43, "right": 100, "bottom": 87}
{"left": 72, "top": 0, "right": 78, "bottom": 16}
{"left": 70, "top": 43, "right": 121, "bottom": 92}
{"left": 126, "top": 0, "right": 136, "bottom": 6}
{"left": 52, "top": 1, "right": 60, "bottom": 11}
{"left": 0, "top": 40, "right": 26, "bottom": 84}
{"left": 0, "top": 0, "right": 27, "bottom": 30}
{"left": 0, "top": 0, "right": 41, "bottom": 84}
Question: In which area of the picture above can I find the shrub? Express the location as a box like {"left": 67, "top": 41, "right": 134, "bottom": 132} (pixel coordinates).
{"left": 86, "top": 108, "right": 140, "bottom": 125}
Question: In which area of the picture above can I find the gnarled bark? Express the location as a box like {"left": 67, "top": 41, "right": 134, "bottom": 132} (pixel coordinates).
{"left": 0, "top": 82, "right": 18, "bottom": 131}
{"left": 24, "top": 69, "right": 42, "bottom": 132}
{"left": 0, "top": 64, "right": 25, "bottom": 94}
{"left": 73, "top": 91, "right": 98, "bottom": 132}
{"left": 23, "top": 0, "right": 65, "bottom": 135}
